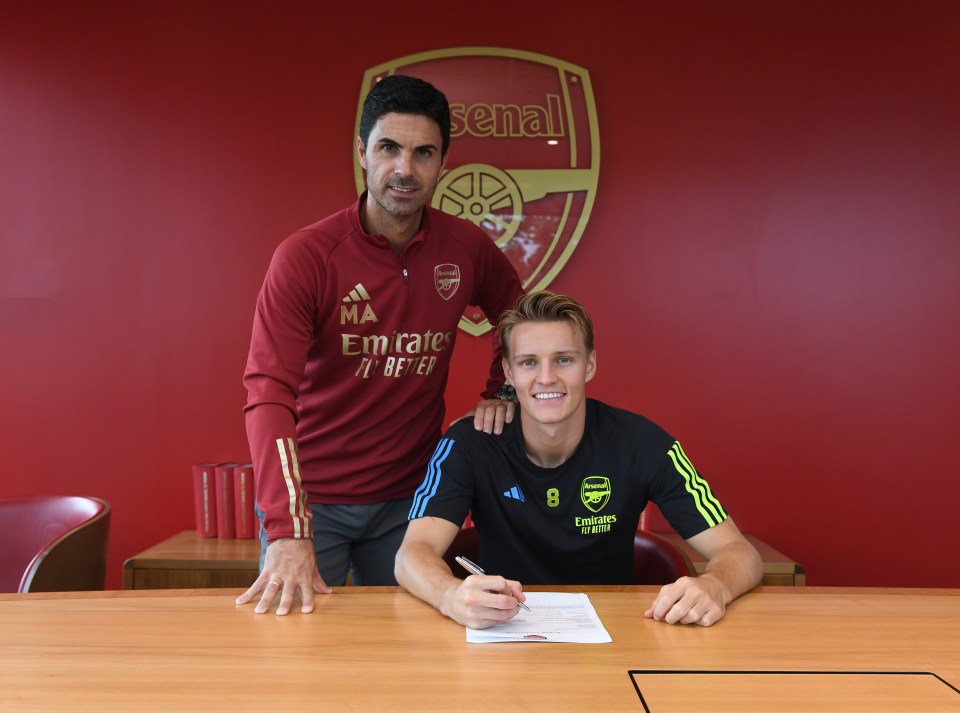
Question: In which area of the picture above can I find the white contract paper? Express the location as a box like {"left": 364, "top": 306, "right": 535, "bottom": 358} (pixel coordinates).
{"left": 465, "top": 592, "right": 612, "bottom": 644}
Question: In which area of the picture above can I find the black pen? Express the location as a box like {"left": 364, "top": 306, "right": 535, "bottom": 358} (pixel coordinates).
{"left": 454, "top": 555, "right": 532, "bottom": 612}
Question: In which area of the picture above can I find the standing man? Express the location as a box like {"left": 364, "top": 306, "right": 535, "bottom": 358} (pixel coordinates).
{"left": 395, "top": 291, "right": 762, "bottom": 629}
{"left": 237, "top": 75, "right": 524, "bottom": 615}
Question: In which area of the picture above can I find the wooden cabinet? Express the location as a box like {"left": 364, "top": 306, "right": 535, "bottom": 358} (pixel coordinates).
{"left": 123, "top": 531, "right": 261, "bottom": 590}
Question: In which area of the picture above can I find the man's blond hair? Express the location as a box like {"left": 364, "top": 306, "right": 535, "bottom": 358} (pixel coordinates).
{"left": 497, "top": 290, "right": 594, "bottom": 359}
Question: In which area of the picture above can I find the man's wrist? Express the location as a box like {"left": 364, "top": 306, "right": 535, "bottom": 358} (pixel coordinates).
{"left": 437, "top": 578, "right": 463, "bottom": 621}
{"left": 493, "top": 384, "right": 517, "bottom": 402}
{"left": 267, "top": 535, "right": 314, "bottom": 546}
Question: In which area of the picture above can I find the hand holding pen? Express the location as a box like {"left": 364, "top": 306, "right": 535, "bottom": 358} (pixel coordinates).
{"left": 455, "top": 556, "right": 531, "bottom": 612}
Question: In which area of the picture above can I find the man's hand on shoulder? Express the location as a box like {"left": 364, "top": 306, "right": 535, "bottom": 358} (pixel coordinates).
{"left": 235, "top": 538, "right": 332, "bottom": 615}
{"left": 470, "top": 398, "right": 516, "bottom": 434}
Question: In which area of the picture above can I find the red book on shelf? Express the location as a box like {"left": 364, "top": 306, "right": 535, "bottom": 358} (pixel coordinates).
{"left": 214, "top": 463, "right": 238, "bottom": 538}
{"left": 233, "top": 463, "right": 256, "bottom": 539}
{"left": 191, "top": 462, "right": 219, "bottom": 538}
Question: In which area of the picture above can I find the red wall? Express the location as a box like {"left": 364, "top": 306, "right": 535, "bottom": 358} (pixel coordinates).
{"left": 3, "top": 1, "right": 958, "bottom": 589}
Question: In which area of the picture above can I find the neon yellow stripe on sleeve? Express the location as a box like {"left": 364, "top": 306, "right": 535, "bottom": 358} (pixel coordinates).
{"left": 667, "top": 442, "right": 727, "bottom": 527}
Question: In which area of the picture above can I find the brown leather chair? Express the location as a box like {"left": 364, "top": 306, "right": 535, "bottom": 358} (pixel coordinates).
{"left": 442, "top": 524, "right": 696, "bottom": 584}
{"left": 632, "top": 529, "right": 697, "bottom": 584}
{"left": 0, "top": 496, "right": 111, "bottom": 593}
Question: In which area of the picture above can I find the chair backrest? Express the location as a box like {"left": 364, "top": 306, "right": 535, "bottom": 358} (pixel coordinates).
{"left": 632, "top": 529, "right": 697, "bottom": 584}
{"left": 441, "top": 525, "right": 480, "bottom": 572}
{"left": 0, "top": 496, "right": 111, "bottom": 593}
{"left": 441, "top": 525, "right": 697, "bottom": 584}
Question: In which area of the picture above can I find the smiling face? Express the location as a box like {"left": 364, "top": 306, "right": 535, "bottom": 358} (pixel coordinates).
{"left": 357, "top": 112, "right": 446, "bottom": 239}
{"left": 503, "top": 320, "right": 597, "bottom": 429}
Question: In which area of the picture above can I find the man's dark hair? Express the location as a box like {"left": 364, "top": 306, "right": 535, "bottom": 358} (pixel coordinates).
{"left": 358, "top": 75, "right": 451, "bottom": 158}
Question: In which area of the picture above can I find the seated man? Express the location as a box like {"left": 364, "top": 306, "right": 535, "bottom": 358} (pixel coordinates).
{"left": 395, "top": 290, "right": 762, "bottom": 629}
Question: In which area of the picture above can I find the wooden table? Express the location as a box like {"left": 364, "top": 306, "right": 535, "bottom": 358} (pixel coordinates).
{"left": 123, "top": 530, "right": 805, "bottom": 589}
{"left": 2, "top": 586, "right": 957, "bottom": 711}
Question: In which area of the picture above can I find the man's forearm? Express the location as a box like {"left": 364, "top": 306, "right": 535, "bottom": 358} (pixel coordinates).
{"left": 395, "top": 542, "right": 461, "bottom": 617}
{"left": 702, "top": 540, "right": 763, "bottom": 603}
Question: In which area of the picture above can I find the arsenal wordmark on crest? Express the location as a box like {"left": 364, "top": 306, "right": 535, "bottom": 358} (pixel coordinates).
{"left": 355, "top": 47, "right": 600, "bottom": 336}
